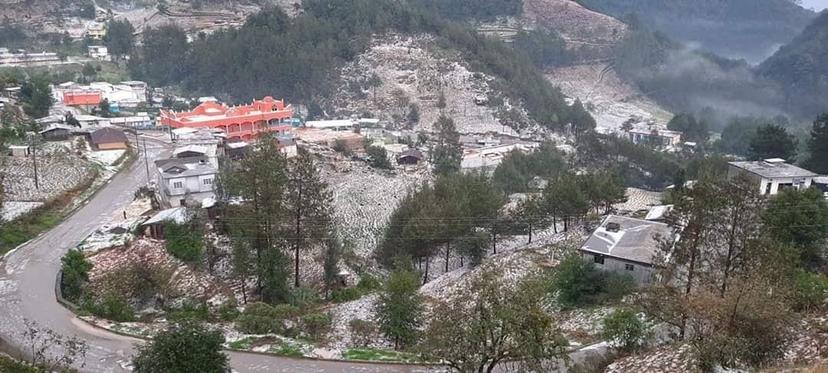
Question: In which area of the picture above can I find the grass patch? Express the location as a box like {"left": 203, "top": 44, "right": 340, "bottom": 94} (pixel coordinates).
{"left": 342, "top": 348, "right": 421, "bottom": 363}
{"left": 269, "top": 342, "right": 305, "bottom": 358}
{"left": 228, "top": 337, "right": 254, "bottom": 350}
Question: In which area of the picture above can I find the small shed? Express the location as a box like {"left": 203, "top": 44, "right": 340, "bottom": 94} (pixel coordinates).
{"left": 89, "top": 127, "right": 128, "bottom": 150}
{"left": 39, "top": 124, "right": 73, "bottom": 141}
{"left": 141, "top": 207, "right": 188, "bottom": 239}
{"left": 226, "top": 141, "right": 250, "bottom": 160}
{"left": 173, "top": 145, "right": 208, "bottom": 159}
{"left": 9, "top": 145, "right": 31, "bottom": 157}
{"left": 397, "top": 148, "right": 423, "bottom": 165}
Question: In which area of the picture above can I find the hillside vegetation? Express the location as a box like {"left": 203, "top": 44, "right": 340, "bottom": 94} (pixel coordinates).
{"left": 129, "top": 0, "right": 591, "bottom": 131}
{"left": 574, "top": 0, "right": 815, "bottom": 63}
{"left": 758, "top": 11, "right": 828, "bottom": 119}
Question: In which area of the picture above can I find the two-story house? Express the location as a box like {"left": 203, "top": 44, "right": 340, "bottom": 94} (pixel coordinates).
{"left": 155, "top": 156, "right": 217, "bottom": 208}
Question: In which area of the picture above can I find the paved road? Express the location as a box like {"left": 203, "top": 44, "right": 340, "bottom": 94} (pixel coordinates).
{"left": 0, "top": 136, "right": 430, "bottom": 373}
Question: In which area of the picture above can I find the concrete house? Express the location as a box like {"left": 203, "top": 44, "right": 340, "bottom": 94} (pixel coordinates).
{"left": 89, "top": 127, "right": 128, "bottom": 150}
{"left": 39, "top": 124, "right": 74, "bottom": 141}
{"left": 728, "top": 159, "right": 818, "bottom": 196}
{"left": 579, "top": 215, "right": 673, "bottom": 284}
{"left": 155, "top": 156, "right": 217, "bottom": 208}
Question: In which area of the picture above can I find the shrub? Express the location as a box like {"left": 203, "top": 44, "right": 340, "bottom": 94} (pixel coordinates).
{"left": 235, "top": 302, "right": 299, "bottom": 335}
{"left": 218, "top": 299, "right": 240, "bottom": 321}
{"left": 163, "top": 222, "right": 203, "bottom": 263}
{"left": 366, "top": 145, "right": 393, "bottom": 169}
{"left": 166, "top": 301, "right": 210, "bottom": 323}
{"left": 300, "top": 313, "right": 332, "bottom": 341}
{"left": 236, "top": 314, "right": 283, "bottom": 335}
{"left": 0, "top": 355, "right": 41, "bottom": 373}
{"left": 552, "top": 255, "right": 635, "bottom": 308}
{"left": 356, "top": 273, "right": 381, "bottom": 291}
{"left": 602, "top": 308, "right": 646, "bottom": 352}
{"left": 349, "top": 319, "right": 377, "bottom": 347}
{"left": 290, "top": 287, "right": 321, "bottom": 310}
{"left": 83, "top": 293, "right": 135, "bottom": 322}
{"left": 61, "top": 249, "right": 92, "bottom": 303}
{"left": 792, "top": 270, "right": 828, "bottom": 311}
{"left": 331, "top": 287, "right": 362, "bottom": 303}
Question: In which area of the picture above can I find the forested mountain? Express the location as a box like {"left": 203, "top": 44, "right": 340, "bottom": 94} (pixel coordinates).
{"left": 129, "top": 0, "right": 590, "bottom": 131}
{"left": 758, "top": 11, "right": 828, "bottom": 119}
{"left": 574, "top": 0, "right": 816, "bottom": 63}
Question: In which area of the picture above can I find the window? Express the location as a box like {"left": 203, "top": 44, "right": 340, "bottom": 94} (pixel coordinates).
{"left": 203, "top": 178, "right": 213, "bottom": 186}
{"left": 172, "top": 181, "right": 183, "bottom": 189}
{"left": 625, "top": 264, "right": 635, "bottom": 271}
{"left": 593, "top": 255, "right": 604, "bottom": 265}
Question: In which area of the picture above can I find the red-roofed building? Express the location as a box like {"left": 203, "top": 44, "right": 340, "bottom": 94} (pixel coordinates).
{"left": 159, "top": 96, "right": 293, "bottom": 141}
{"left": 63, "top": 90, "right": 102, "bottom": 106}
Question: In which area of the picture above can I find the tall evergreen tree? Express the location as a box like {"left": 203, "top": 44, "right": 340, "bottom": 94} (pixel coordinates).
{"left": 222, "top": 134, "right": 290, "bottom": 303}
{"left": 376, "top": 264, "right": 424, "bottom": 350}
{"left": 431, "top": 115, "right": 462, "bottom": 176}
{"left": 105, "top": 19, "right": 136, "bottom": 58}
{"left": 804, "top": 113, "right": 828, "bottom": 174}
{"left": 19, "top": 76, "right": 52, "bottom": 118}
{"left": 749, "top": 124, "right": 798, "bottom": 162}
{"left": 286, "top": 148, "right": 332, "bottom": 287}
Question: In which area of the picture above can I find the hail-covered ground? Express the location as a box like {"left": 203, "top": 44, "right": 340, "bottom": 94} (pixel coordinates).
{"left": 329, "top": 34, "right": 538, "bottom": 137}
{"left": 0, "top": 139, "right": 119, "bottom": 221}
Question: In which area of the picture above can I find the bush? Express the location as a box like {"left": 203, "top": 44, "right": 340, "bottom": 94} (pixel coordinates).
{"left": 166, "top": 301, "right": 210, "bottom": 323}
{"left": 366, "top": 145, "right": 393, "bottom": 169}
{"left": 602, "top": 308, "right": 646, "bottom": 352}
{"left": 331, "top": 287, "right": 363, "bottom": 303}
{"left": 163, "top": 222, "right": 203, "bottom": 263}
{"left": 217, "top": 299, "right": 240, "bottom": 321}
{"left": 0, "top": 355, "right": 41, "bottom": 373}
{"left": 235, "top": 302, "right": 300, "bottom": 335}
{"left": 290, "top": 287, "right": 321, "bottom": 310}
{"left": 61, "top": 249, "right": 92, "bottom": 303}
{"left": 552, "top": 255, "right": 636, "bottom": 308}
{"left": 83, "top": 293, "right": 135, "bottom": 322}
{"left": 792, "top": 270, "right": 828, "bottom": 311}
{"left": 300, "top": 313, "right": 332, "bottom": 341}
{"left": 349, "top": 319, "right": 377, "bottom": 347}
{"left": 356, "top": 273, "right": 381, "bottom": 291}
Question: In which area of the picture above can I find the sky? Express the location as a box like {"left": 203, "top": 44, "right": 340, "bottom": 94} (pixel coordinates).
{"left": 801, "top": 0, "right": 828, "bottom": 11}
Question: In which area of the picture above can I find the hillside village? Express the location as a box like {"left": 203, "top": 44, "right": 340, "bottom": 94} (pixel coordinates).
{"left": 2, "top": 1, "right": 828, "bottom": 373}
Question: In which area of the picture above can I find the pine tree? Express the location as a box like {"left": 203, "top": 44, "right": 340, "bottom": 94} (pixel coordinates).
{"left": 431, "top": 115, "right": 462, "bottom": 176}
{"left": 286, "top": 148, "right": 332, "bottom": 287}
{"left": 749, "top": 124, "right": 798, "bottom": 162}
{"left": 804, "top": 113, "right": 828, "bottom": 174}
{"left": 376, "top": 265, "right": 423, "bottom": 350}
{"left": 222, "top": 134, "right": 290, "bottom": 302}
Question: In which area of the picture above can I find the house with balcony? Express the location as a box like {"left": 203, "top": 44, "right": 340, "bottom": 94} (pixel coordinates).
{"left": 155, "top": 156, "right": 217, "bottom": 208}
{"left": 728, "top": 159, "right": 819, "bottom": 196}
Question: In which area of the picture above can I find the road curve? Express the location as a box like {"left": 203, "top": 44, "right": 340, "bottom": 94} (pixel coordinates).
{"left": 0, "top": 137, "right": 431, "bottom": 373}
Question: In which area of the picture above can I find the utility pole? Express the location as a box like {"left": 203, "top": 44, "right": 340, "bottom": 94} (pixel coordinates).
{"left": 293, "top": 176, "right": 303, "bottom": 288}
{"left": 143, "top": 137, "right": 150, "bottom": 183}
{"left": 28, "top": 133, "right": 39, "bottom": 190}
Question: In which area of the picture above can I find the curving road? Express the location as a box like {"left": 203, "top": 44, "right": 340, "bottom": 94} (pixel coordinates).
{"left": 0, "top": 136, "right": 430, "bottom": 373}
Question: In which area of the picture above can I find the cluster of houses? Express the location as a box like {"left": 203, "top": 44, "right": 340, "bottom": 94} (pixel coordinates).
{"left": 55, "top": 80, "right": 149, "bottom": 112}
{"left": 580, "top": 158, "right": 827, "bottom": 284}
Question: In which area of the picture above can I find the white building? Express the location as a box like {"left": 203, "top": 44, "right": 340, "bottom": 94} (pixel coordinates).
{"left": 461, "top": 142, "right": 538, "bottom": 171}
{"left": 579, "top": 215, "right": 673, "bottom": 284}
{"left": 628, "top": 126, "right": 682, "bottom": 147}
{"left": 0, "top": 50, "right": 59, "bottom": 65}
{"left": 728, "top": 159, "right": 818, "bottom": 196}
{"left": 109, "top": 115, "right": 153, "bottom": 129}
{"left": 155, "top": 156, "right": 218, "bottom": 208}
{"left": 87, "top": 45, "right": 109, "bottom": 61}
